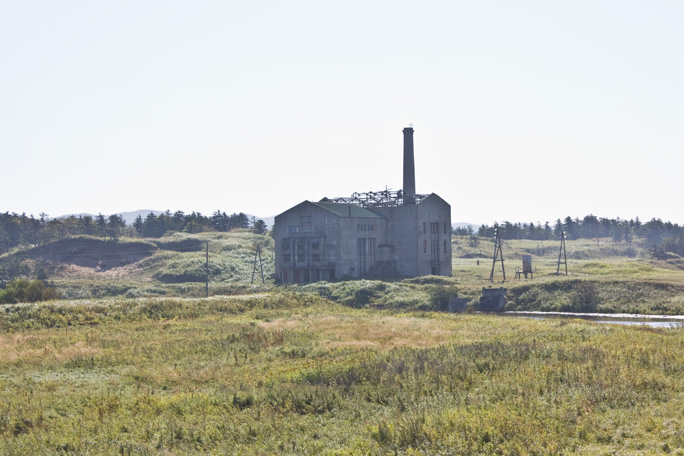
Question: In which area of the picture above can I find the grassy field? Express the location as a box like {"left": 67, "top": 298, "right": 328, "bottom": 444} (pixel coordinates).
{"left": 2, "top": 231, "right": 684, "bottom": 453}
{"left": 3, "top": 294, "right": 684, "bottom": 454}
{"left": 449, "top": 235, "right": 684, "bottom": 315}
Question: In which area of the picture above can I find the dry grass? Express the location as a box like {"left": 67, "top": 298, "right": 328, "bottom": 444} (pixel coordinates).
{"left": 4, "top": 294, "right": 684, "bottom": 454}
{"left": 311, "top": 315, "right": 456, "bottom": 349}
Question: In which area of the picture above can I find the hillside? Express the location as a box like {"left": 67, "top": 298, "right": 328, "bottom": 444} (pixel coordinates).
{"left": 2, "top": 231, "right": 684, "bottom": 314}
{"left": 0, "top": 231, "right": 275, "bottom": 299}
{"left": 20, "top": 237, "right": 158, "bottom": 270}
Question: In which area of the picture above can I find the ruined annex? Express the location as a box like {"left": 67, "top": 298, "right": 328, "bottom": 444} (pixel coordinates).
{"left": 274, "top": 127, "right": 451, "bottom": 284}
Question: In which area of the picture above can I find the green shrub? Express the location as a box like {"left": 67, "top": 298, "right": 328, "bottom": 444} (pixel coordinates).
{"left": 0, "top": 279, "right": 59, "bottom": 304}
{"left": 426, "top": 285, "right": 460, "bottom": 311}
{"left": 568, "top": 281, "right": 600, "bottom": 312}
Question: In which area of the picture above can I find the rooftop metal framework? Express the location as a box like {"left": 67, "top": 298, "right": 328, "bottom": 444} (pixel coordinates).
{"left": 321, "top": 189, "right": 428, "bottom": 208}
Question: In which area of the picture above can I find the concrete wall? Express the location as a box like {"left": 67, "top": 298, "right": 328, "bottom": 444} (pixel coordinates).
{"left": 274, "top": 202, "right": 338, "bottom": 283}
{"left": 371, "top": 193, "right": 451, "bottom": 277}
{"left": 416, "top": 194, "right": 452, "bottom": 276}
{"left": 274, "top": 201, "right": 387, "bottom": 283}
{"left": 372, "top": 204, "right": 420, "bottom": 277}
{"left": 336, "top": 218, "right": 385, "bottom": 279}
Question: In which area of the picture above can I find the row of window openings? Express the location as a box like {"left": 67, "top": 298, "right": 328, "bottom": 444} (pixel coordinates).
{"left": 283, "top": 253, "right": 321, "bottom": 263}
{"left": 288, "top": 244, "right": 445, "bottom": 262}
{"left": 424, "top": 239, "right": 448, "bottom": 255}
{"left": 289, "top": 225, "right": 314, "bottom": 233}
{"left": 288, "top": 216, "right": 314, "bottom": 234}
{"left": 292, "top": 220, "right": 445, "bottom": 234}
{"left": 283, "top": 238, "right": 322, "bottom": 264}
{"left": 282, "top": 240, "right": 321, "bottom": 251}
{"left": 423, "top": 222, "right": 448, "bottom": 235}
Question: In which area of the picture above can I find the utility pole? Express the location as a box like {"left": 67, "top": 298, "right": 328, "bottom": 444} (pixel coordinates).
{"left": 489, "top": 228, "right": 506, "bottom": 282}
{"left": 252, "top": 244, "right": 265, "bottom": 284}
{"left": 205, "top": 241, "right": 209, "bottom": 297}
{"left": 556, "top": 231, "right": 568, "bottom": 275}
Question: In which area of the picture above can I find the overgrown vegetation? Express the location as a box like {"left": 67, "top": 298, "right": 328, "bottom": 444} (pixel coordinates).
{"left": 0, "top": 279, "right": 58, "bottom": 304}
{"left": 1, "top": 213, "right": 684, "bottom": 453}
{"left": 1, "top": 214, "right": 684, "bottom": 317}
{"left": 3, "top": 294, "right": 684, "bottom": 454}
{"left": 0, "top": 231, "right": 276, "bottom": 299}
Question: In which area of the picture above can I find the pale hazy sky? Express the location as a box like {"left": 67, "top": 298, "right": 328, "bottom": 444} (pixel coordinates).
{"left": 1, "top": 1, "right": 682, "bottom": 225}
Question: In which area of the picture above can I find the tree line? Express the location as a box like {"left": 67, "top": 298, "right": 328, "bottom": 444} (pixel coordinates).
{"left": 454, "top": 215, "right": 684, "bottom": 256}
{"left": 0, "top": 211, "right": 267, "bottom": 254}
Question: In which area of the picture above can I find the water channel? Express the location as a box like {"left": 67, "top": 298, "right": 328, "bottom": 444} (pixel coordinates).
{"left": 503, "top": 311, "right": 684, "bottom": 328}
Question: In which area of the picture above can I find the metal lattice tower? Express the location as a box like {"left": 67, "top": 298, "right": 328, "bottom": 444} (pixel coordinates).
{"left": 556, "top": 230, "right": 568, "bottom": 275}
{"left": 489, "top": 228, "right": 506, "bottom": 282}
{"left": 251, "top": 244, "right": 265, "bottom": 284}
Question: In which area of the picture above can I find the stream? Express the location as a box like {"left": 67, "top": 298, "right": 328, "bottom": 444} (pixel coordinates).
{"left": 503, "top": 311, "right": 684, "bottom": 328}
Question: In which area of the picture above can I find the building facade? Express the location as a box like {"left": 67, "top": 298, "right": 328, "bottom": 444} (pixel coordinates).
{"left": 274, "top": 127, "right": 452, "bottom": 283}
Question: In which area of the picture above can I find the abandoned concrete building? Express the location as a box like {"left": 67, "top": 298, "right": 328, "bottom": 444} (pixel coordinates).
{"left": 274, "top": 126, "right": 451, "bottom": 283}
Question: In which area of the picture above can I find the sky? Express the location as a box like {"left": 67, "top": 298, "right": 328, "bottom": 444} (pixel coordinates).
{"left": 1, "top": 1, "right": 682, "bottom": 225}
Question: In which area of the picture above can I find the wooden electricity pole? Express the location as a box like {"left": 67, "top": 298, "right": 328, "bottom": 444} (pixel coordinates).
{"left": 489, "top": 228, "right": 506, "bottom": 282}
{"left": 556, "top": 231, "right": 568, "bottom": 275}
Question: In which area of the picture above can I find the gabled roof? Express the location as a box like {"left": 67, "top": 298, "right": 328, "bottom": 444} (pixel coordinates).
{"left": 418, "top": 193, "right": 451, "bottom": 209}
{"left": 312, "top": 202, "right": 382, "bottom": 218}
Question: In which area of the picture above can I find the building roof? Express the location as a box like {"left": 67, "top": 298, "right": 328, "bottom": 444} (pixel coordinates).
{"left": 312, "top": 202, "right": 382, "bottom": 219}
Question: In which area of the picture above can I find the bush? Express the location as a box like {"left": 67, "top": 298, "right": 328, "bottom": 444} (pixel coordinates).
{"left": 569, "top": 281, "right": 600, "bottom": 312}
{"left": 426, "top": 285, "right": 459, "bottom": 311}
{"left": 0, "top": 279, "right": 59, "bottom": 304}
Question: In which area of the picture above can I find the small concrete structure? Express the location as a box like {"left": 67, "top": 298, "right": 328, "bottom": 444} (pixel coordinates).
{"left": 480, "top": 287, "right": 507, "bottom": 312}
{"left": 448, "top": 298, "right": 469, "bottom": 313}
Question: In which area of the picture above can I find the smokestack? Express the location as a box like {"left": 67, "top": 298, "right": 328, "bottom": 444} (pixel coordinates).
{"left": 402, "top": 126, "right": 415, "bottom": 205}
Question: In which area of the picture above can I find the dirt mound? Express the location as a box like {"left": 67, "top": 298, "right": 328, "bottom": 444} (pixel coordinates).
{"left": 25, "top": 237, "right": 158, "bottom": 271}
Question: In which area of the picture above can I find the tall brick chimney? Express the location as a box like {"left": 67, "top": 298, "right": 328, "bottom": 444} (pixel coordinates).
{"left": 402, "top": 126, "right": 415, "bottom": 205}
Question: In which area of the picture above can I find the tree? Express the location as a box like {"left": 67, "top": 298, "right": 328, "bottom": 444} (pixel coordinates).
{"left": 553, "top": 219, "right": 563, "bottom": 238}
{"left": 612, "top": 224, "right": 623, "bottom": 244}
{"left": 230, "top": 213, "right": 250, "bottom": 230}
{"left": 212, "top": 211, "right": 229, "bottom": 232}
{"left": 582, "top": 214, "right": 600, "bottom": 239}
{"left": 21, "top": 215, "right": 41, "bottom": 247}
{"left": 81, "top": 215, "right": 95, "bottom": 236}
{"left": 107, "top": 214, "right": 125, "bottom": 240}
{"left": 0, "top": 257, "right": 30, "bottom": 284}
{"left": 564, "top": 217, "right": 579, "bottom": 240}
{"left": 0, "top": 226, "right": 10, "bottom": 253}
{"left": 644, "top": 218, "right": 665, "bottom": 246}
{"left": 253, "top": 219, "right": 267, "bottom": 234}
{"left": 133, "top": 215, "right": 144, "bottom": 236}
{"left": 95, "top": 213, "right": 107, "bottom": 237}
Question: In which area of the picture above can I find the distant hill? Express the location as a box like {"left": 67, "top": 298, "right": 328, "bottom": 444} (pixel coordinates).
{"left": 259, "top": 216, "right": 275, "bottom": 229}
{"left": 58, "top": 210, "right": 163, "bottom": 225}
{"left": 452, "top": 222, "right": 479, "bottom": 231}
{"left": 115, "top": 210, "right": 164, "bottom": 225}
